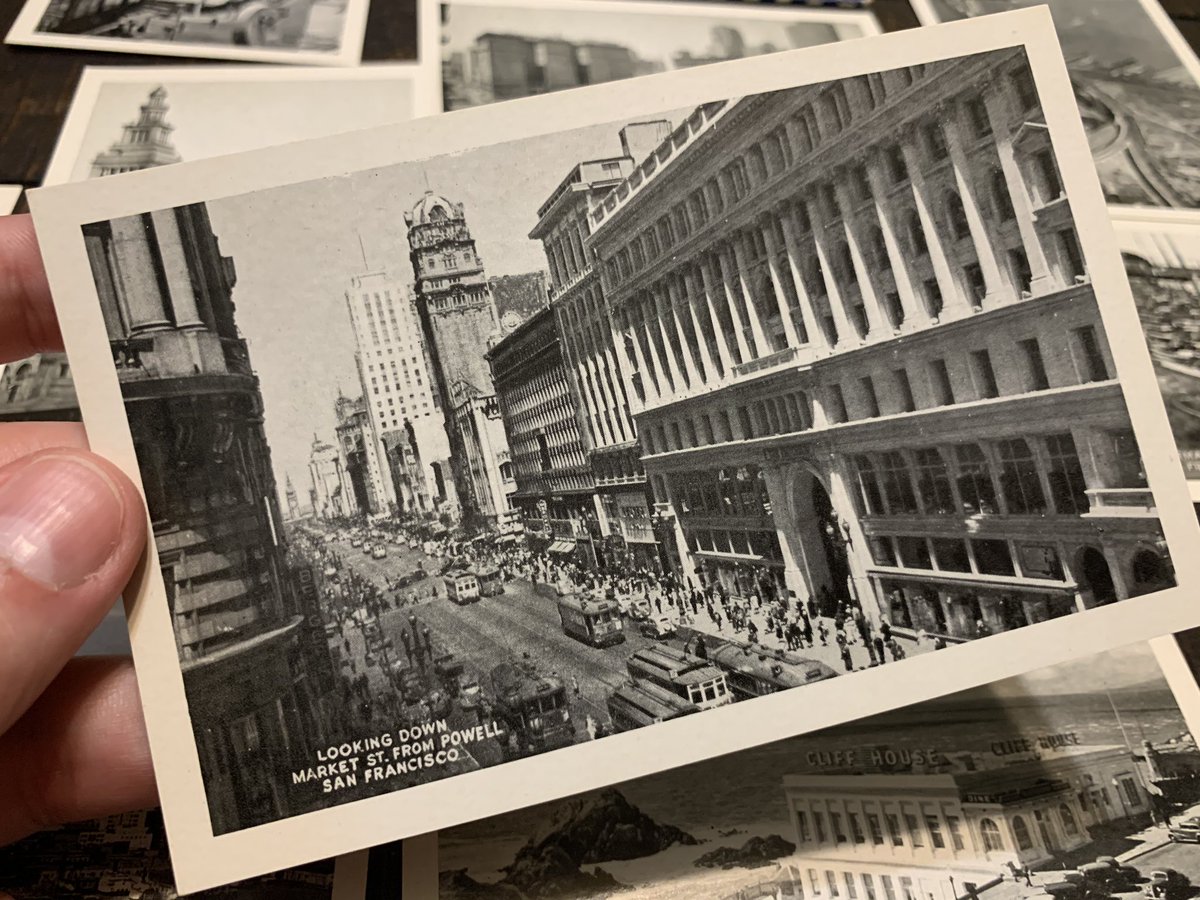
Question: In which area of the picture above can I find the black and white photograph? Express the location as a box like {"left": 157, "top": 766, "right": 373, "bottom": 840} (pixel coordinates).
{"left": 25, "top": 12, "right": 1200, "bottom": 892}
{"left": 5, "top": 0, "right": 373, "bottom": 66}
{"left": 1109, "top": 210, "right": 1200, "bottom": 499}
{"left": 909, "top": 0, "right": 1200, "bottom": 211}
{"left": 0, "top": 809, "right": 350, "bottom": 900}
{"left": 414, "top": 640, "right": 1200, "bottom": 900}
{"left": 426, "top": 0, "right": 880, "bottom": 112}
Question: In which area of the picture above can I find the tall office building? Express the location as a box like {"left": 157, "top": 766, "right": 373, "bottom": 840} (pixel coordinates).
{"left": 90, "top": 85, "right": 182, "bottom": 177}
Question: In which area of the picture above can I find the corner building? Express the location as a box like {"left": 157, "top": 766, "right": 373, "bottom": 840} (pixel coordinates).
{"left": 82, "top": 204, "right": 334, "bottom": 833}
{"left": 585, "top": 49, "right": 1173, "bottom": 639}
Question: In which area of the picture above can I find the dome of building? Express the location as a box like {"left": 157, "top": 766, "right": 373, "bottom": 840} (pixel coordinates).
{"left": 408, "top": 191, "right": 458, "bottom": 226}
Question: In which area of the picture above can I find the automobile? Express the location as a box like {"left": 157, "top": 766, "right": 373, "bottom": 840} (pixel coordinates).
{"left": 362, "top": 543, "right": 373, "bottom": 555}
{"left": 1041, "top": 880, "right": 1083, "bottom": 900}
{"left": 1169, "top": 816, "right": 1200, "bottom": 843}
{"left": 351, "top": 538, "right": 363, "bottom": 548}
{"left": 629, "top": 597, "right": 652, "bottom": 620}
{"left": 410, "top": 539, "right": 421, "bottom": 550}
{"left": 1079, "top": 861, "right": 1138, "bottom": 892}
{"left": 639, "top": 612, "right": 676, "bottom": 640}
{"left": 457, "top": 674, "right": 483, "bottom": 708}
{"left": 1090, "top": 858, "right": 1141, "bottom": 886}
{"left": 324, "top": 621, "right": 341, "bottom": 638}
{"left": 1145, "top": 870, "right": 1190, "bottom": 900}
{"left": 372, "top": 546, "right": 387, "bottom": 560}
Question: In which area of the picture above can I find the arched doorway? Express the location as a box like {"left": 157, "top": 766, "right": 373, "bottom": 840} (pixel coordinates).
{"left": 1130, "top": 549, "right": 1172, "bottom": 596}
{"left": 1077, "top": 547, "right": 1118, "bottom": 606}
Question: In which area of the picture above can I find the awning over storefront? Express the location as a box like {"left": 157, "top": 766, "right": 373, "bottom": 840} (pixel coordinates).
{"left": 548, "top": 540, "right": 576, "bottom": 555}
{"left": 497, "top": 534, "right": 519, "bottom": 544}
{"left": 867, "top": 567, "right": 1077, "bottom": 594}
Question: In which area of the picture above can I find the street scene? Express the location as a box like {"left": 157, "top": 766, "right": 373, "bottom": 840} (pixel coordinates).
{"left": 433, "top": 643, "right": 1200, "bottom": 900}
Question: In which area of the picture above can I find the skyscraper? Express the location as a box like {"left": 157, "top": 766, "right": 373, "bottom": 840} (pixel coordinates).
{"left": 405, "top": 192, "right": 512, "bottom": 524}
{"left": 344, "top": 270, "right": 456, "bottom": 518}
{"left": 90, "top": 85, "right": 182, "bottom": 177}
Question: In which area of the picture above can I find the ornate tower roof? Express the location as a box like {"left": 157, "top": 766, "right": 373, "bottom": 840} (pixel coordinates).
{"left": 406, "top": 190, "right": 461, "bottom": 226}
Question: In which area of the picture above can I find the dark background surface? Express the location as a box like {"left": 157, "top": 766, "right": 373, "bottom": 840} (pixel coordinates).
{"left": 1, "top": 0, "right": 1199, "bottom": 189}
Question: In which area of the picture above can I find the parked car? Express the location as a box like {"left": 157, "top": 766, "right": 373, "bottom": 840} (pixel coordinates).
{"left": 629, "top": 597, "right": 652, "bottom": 620}
{"left": 1145, "top": 870, "right": 1190, "bottom": 900}
{"left": 372, "top": 545, "right": 387, "bottom": 560}
{"left": 362, "top": 543, "right": 373, "bottom": 555}
{"left": 640, "top": 613, "right": 676, "bottom": 640}
{"left": 351, "top": 538, "right": 363, "bottom": 548}
{"left": 1169, "top": 817, "right": 1200, "bottom": 843}
{"left": 1080, "top": 861, "right": 1139, "bottom": 893}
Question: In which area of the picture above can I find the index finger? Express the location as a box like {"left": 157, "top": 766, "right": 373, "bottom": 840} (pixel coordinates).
{"left": 0, "top": 215, "right": 64, "bottom": 364}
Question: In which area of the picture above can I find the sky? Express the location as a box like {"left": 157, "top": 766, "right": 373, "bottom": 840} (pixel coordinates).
{"left": 205, "top": 108, "right": 689, "bottom": 503}
{"left": 931, "top": 0, "right": 1191, "bottom": 73}
{"left": 67, "top": 77, "right": 418, "bottom": 182}
{"left": 441, "top": 3, "right": 849, "bottom": 66}
{"left": 994, "top": 640, "right": 1166, "bottom": 695}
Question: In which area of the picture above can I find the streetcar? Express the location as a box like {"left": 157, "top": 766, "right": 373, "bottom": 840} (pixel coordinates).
{"left": 477, "top": 566, "right": 505, "bottom": 597}
{"left": 626, "top": 646, "right": 731, "bottom": 710}
{"left": 606, "top": 679, "right": 698, "bottom": 732}
{"left": 706, "top": 642, "right": 839, "bottom": 700}
{"left": 490, "top": 660, "right": 574, "bottom": 756}
{"left": 557, "top": 594, "right": 625, "bottom": 648}
{"left": 443, "top": 570, "right": 481, "bottom": 604}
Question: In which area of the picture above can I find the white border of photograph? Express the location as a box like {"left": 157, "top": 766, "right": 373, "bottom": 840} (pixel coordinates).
{"left": 1107, "top": 204, "right": 1200, "bottom": 502}
{"left": 5, "top": 0, "right": 373, "bottom": 67}
{"left": 418, "top": 0, "right": 882, "bottom": 113}
{"left": 909, "top": 0, "right": 1200, "bottom": 217}
{"left": 26, "top": 10, "right": 1200, "bottom": 892}
{"left": 41, "top": 63, "right": 440, "bottom": 188}
{"left": 1151, "top": 635, "right": 1200, "bottom": 741}
{"left": 0, "top": 185, "right": 21, "bottom": 215}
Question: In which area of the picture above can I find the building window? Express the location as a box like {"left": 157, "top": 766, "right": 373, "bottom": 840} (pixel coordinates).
{"left": 1019, "top": 338, "right": 1051, "bottom": 391}
{"left": 947, "top": 815, "right": 966, "bottom": 850}
{"left": 881, "top": 877, "right": 897, "bottom": 900}
{"left": 832, "top": 812, "right": 847, "bottom": 844}
{"left": 1008, "top": 248, "right": 1033, "bottom": 294}
{"left": 827, "top": 872, "right": 841, "bottom": 898}
{"left": 929, "top": 358, "right": 954, "bottom": 406}
{"left": 887, "top": 144, "right": 909, "bottom": 184}
{"left": 850, "top": 813, "right": 866, "bottom": 844}
{"left": 922, "top": 278, "right": 944, "bottom": 319}
{"left": 885, "top": 814, "right": 903, "bottom": 846}
{"left": 796, "top": 811, "right": 811, "bottom": 842}
{"left": 1072, "top": 325, "right": 1109, "bottom": 383}
{"left": 980, "top": 818, "right": 1004, "bottom": 852}
{"left": 1034, "top": 149, "right": 1063, "bottom": 204}
{"left": 810, "top": 871, "right": 822, "bottom": 896}
{"left": 926, "top": 815, "right": 946, "bottom": 849}
{"left": 965, "top": 97, "right": 993, "bottom": 137}
{"left": 991, "top": 169, "right": 1016, "bottom": 221}
{"left": 906, "top": 211, "right": 928, "bottom": 256}
{"left": 925, "top": 121, "right": 949, "bottom": 160}
{"left": 1012, "top": 815, "right": 1033, "bottom": 851}
{"left": 814, "top": 812, "right": 827, "bottom": 843}
{"left": 1059, "top": 805, "right": 1078, "bottom": 837}
{"left": 895, "top": 368, "right": 916, "bottom": 412}
{"left": 880, "top": 451, "right": 918, "bottom": 514}
{"left": 997, "top": 438, "right": 1047, "bottom": 514}
{"left": 955, "top": 443, "right": 998, "bottom": 515}
{"left": 932, "top": 538, "right": 970, "bottom": 572}
{"left": 899, "top": 876, "right": 917, "bottom": 900}
{"left": 829, "top": 384, "right": 849, "bottom": 424}
{"left": 970, "top": 349, "right": 999, "bottom": 399}
{"left": 845, "top": 874, "right": 859, "bottom": 900}
{"left": 863, "top": 874, "right": 878, "bottom": 900}
{"left": 861, "top": 376, "right": 880, "bottom": 418}
{"left": 972, "top": 539, "right": 1015, "bottom": 576}
{"left": 946, "top": 191, "right": 971, "bottom": 240}
{"left": 853, "top": 164, "right": 872, "bottom": 202}
{"left": 867, "top": 813, "right": 885, "bottom": 845}
{"left": 1119, "top": 777, "right": 1141, "bottom": 808}
{"left": 965, "top": 262, "right": 987, "bottom": 305}
{"left": 1058, "top": 228, "right": 1086, "bottom": 281}
{"left": 1045, "top": 433, "right": 1089, "bottom": 514}
{"left": 915, "top": 447, "right": 954, "bottom": 514}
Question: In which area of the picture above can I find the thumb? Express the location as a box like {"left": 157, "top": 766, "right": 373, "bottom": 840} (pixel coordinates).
{"left": 0, "top": 448, "right": 146, "bottom": 734}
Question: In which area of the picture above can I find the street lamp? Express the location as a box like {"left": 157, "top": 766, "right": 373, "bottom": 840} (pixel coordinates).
{"left": 824, "top": 516, "right": 860, "bottom": 607}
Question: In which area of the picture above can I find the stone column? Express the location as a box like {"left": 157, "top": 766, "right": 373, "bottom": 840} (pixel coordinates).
{"left": 651, "top": 285, "right": 687, "bottom": 392}
{"left": 149, "top": 209, "right": 204, "bottom": 329}
{"left": 698, "top": 257, "right": 740, "bottom": 369}
{"left": 834, "top": 180, "right": 889, "bottom": 337}
{"left": 901, "top": 135, "right": 970, "bottom": 318}
{"left": 779, "top": 205, "right": 827, "bottom": 352}
{"left": 680, "top": 268, "right": 717, "bottom": 383}
{"left": 730, "top": 233, "right": 770, "bottom": 356}
{"left": 864, "top": 149, "right": 924, "bottom": 327}
{"left": 667, "top": 275, "right": 706, "bottom": 385}
{"left": 806, "top": 190, "right": 856, "bottom": 346}
{"left": 943, "top": 109, "right": 1008, "bottom": 305}
{"left": 760, "top": 215, "right": 801, "bottom": 349}
{"left": 713, "top": 248, "right": 753, "bottom": 363}
{"left": 983, "top": 81, "right": 1055, "bottom": 293}
{"left": 761, "top": 463, "right": 811, "bottom": 608}
{"left": 110, "top": 213, "right": 171, "bottom": 333}
{"left": 613, "top": 303, "right": 657, "bottom": 407}
{"left": 638, "top": 294, "right": 672, "bottom": 398}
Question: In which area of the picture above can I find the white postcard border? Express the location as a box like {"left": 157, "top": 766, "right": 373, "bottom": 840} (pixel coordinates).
{"left": 26, "top": 10, "right": 1200, "bottom": 893}
{"left": 0, "top": 185, "right": 22, "bottom": 216}
{"left": 5, "top": 0, "right": 373, "bottom": 66}
{"left": 417, "top": 0, "right": 882, "bottom": 113}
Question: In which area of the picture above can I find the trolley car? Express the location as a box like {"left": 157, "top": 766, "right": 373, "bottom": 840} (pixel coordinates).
{"left": 707, "top": 643, "right": 838, "bottom": 700}
{"left": 606, "top": 679, "right": 698, "bottom": 732}
{"left": 490, "top": 660, "right": 574, "bottom": 757}
{"left": 625, "top": 646, "right": 731, "bottom": 710}
{"left": 557, "top": 594, "right": 625, "bottom": 647}
{"left": 443, "top": 569, "right": 481, "bottom": 604}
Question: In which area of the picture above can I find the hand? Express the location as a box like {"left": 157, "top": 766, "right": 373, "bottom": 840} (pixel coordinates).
{"left": 0, "top": 214, "right": 153, "bottom": 845}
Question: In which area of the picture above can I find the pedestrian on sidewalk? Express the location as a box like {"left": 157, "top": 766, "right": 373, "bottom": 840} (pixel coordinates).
{"left": 841, "top": 644, "right": 853, "bottom": 672}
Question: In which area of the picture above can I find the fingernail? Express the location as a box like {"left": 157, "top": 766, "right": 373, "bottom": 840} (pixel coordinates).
{"left": 0, "top": 454, "right": 125, "bottom": 589}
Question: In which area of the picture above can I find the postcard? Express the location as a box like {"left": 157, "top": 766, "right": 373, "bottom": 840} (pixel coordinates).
{"left": 1108, "top": 208, "right": 1200, "bottom": 501}
{"left": 0, "top": 808, "right": 373, "bottom": 899}
{"left": 908, "top": 0, "right": 1200, "bottom": 212}
{"left": 0, "top": 184, "right": 21, "bottom": 215}
{"left": 399, "top": 637, "right": 1200, "bottom": 900}
{"left": 26, "top": 9, "right": 1200, "bottom": 893}
{"left": 422, "top": 0, "right": 881, "bottom": 113}
{"left": 5, "top": 0, "right": 372, "bottom": 66}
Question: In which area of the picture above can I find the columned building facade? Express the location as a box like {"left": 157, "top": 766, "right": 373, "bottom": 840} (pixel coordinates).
{"left": 489, "top": 306, "right": 599, "bottom": 567}
{"left": 82, "top": 203, "right": 333, "bottom": 833}
{"left": 90, "top": 85, "right": 182, "bottom": 177}
{"left": 532, "top": 128, "right": 671, "bottom": 572}
{"left": 308, "top": 433, "right": 357, "bottom": 521}
{"left": 584, "top": 50, "right": 1172, "bottom": 637}
{"left": 405, "top": 192, "right": 512, "bottom": 526}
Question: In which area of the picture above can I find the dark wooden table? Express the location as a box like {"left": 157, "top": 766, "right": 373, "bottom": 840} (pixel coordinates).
{"left": 0, "top": 0, "right": 1198, "bottom": 189}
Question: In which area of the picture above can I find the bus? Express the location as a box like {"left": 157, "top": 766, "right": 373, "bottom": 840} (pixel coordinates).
{"left": 626, "top": 646, "right": 731, "bottom": 710}
{"left": 443, "top": 570, "right": 480, "bottom": 604}
{"left": 478, "top": 567, "right": 505, "bottom": 597}
{"left": 490, "top": 660, "right": 574, "bottom": 757}
{"left": 707, "top": 642, "right": 839, "bottom": 700}
{"left": 557, "top": 594, "right": 625, "bottom": 648}
{"left": 606, "top": 679, "right": 698, "bottom": 732}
